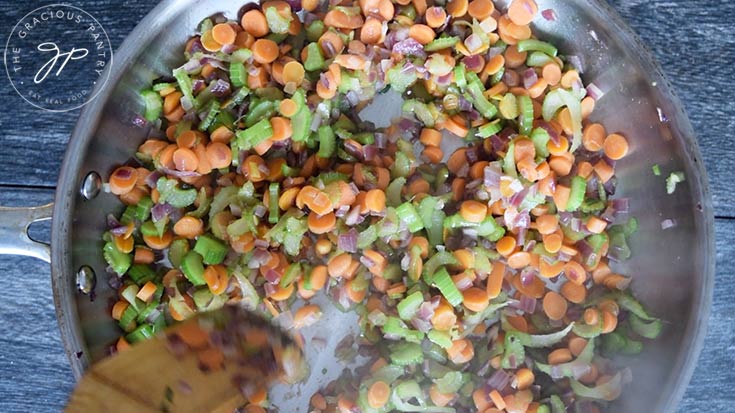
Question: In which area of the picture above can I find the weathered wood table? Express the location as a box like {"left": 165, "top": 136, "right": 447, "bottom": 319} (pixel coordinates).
{"left": 0, "top": 0, "right": 732, "bottom": 411}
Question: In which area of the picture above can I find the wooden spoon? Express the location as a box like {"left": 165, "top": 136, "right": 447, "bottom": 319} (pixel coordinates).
{"left": 66, "top": 305, "right": 303, "bottom": 413}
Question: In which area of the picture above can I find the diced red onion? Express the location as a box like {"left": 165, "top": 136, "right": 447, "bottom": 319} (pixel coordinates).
{"left": 338, "top": 229, "right": 358, "bottom": 253}
{"left": 180, "top": 58, "right": 202, "bottom": 73}
{"left": 374, "top": 132, "right": 387, "bottom": 149}
{"left": 360, "top": 255, "right": 376, "bottom": 269}
{"left": 657, "top": 107, "right": 669, "bottom": 123}
{"left": 210, "top": 79, "right": 231, "bottom": 97}
{"left": 249, "top": 248, "right": 271, "bottom": 269}
{"left": 520, "top": 268, "right": 536, "bottom": 286}
{"left": 522, "top": 68, "right": 539, "bottom": 89}
{"left": 519, "top": 296, "right": 537, "bottom": 314}
{"left": 484, "top": 166, "right": 502, "bottom": 188}
{"left": 486, "top": 46, "right": 505, "bottom": 59}
{"left": 455, "top": 275, "right": 474, "bottom": 291}
{"left": 503, "top": 70, "right": 519, "bottom": 87}
{"left": 144, "top": 171, "right": 162, "bottom": 188}
{"left": 363, "top": 145, "right": 379, "bottom": 161}
{"left": 323, "top": 40, "right": 337, "bottom": 57}
{"left": 411, "top": 317, "right": 432, "bottom": 333}
{"left": 345, "top": 90, "right": 360, "bottom": 106}
{"left": 159, "top": 167, "right": 201, "bottom": 179}
{"left": 436, "top": 72, "right": 453, "bottom": 86}
{"left": 661, "top": 218, "right": 677, "bottom": 230}
{"left": 335, "top": 205, "right": 350, "bottom": 218}
{"left": 464, "top": 34, "right": 484, "bottom": 54}
{"left": 464, "top": 55, "right": 484, "bottom": 72}
{"left": 220, "top": 43, "right": 238, "bottom": 54}
{"left": 151, "top": 202, "right": 175, "bottom": 222}
{"left": 264, "top": 268, "right": 281, "bottom": 284}
{"left": 611, "top": 198, "right": 630, "bottom": 214}
{"left": 586, "top": 82, "right": 604, "bottom": 100}
{"left": 392, "top": 38, "right": 426, "bottom": 58}
{"left": 253, "top": 204, "right": 267, "bottom": 218}
{"left": 570, "top": 218, "right": 583, "bottom": 233}
{"left": 343, "top": 140, "right": 364, "bottom": 160}
{"left": 541, "top": 9, "right": 557, "bottom": 21}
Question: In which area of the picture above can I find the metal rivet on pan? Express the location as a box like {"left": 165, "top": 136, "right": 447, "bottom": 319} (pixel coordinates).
{"left": 76, "top": 266, "right": 96, "bottom": 295}
{"left": 80, "top": 172, "right": 101, "bottom": 200}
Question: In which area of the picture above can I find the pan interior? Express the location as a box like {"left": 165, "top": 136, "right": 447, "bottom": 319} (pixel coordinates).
{"left": 58, "top": 1, "right": 713, "bottom": 411}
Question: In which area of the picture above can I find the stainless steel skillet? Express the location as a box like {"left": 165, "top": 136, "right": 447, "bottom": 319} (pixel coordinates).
{"left": 0, "top": 0, "right": 714, "bottom": 411}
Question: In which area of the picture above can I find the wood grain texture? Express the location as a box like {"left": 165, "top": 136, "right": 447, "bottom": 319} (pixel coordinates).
{"left": 0, "top": 0, "right": 731, "bottom": 412}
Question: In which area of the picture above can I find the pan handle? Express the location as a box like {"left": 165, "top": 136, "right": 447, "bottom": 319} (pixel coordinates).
{"left": 0, "top": 203, "right": 53, "bottom": 263}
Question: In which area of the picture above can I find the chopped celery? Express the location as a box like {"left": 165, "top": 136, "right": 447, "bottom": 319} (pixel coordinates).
{"left": 428, "top": 330, "right": 453, "bottom": 349}
{"left": 387, "top": 64, "right": 418, "bottom": 93}
{"left": 198, "top": 100, "right": 220, "bottom": 132}
{"left": 542, "top": 89, "right": 583, "bottom": 151}
{"left": 517, "top": 39, "right": 558, "bottom": 56}
{"left": 317, "top": 125, "right": 335, "bottom": 158}
{"left": 466, "top": 71, "right": 498, "bottom": 119}
{"left": 229, "top": 61, "right": 247, "bottom": 87}
{"left": 280, "top": 263, "right": 301, "bottom": 289}
{"left": 570, "top": 371, "right": 627, "bottom": 401}
{"left": 402, "top": 99, "right": 435, "bottom": 127}
{"left": 390, "top": 342, "right": 424, "bottom": 366}
{"left": 432, "top": 267, "right": 463, "bottom": 307}
{"left": 434, "top": 371, "right": 463, "bottom": 393}
{"left": 268, "top": 182, "right": 280, "bottom": 224}
{"left": 503, "top": 142, "right": 518, "bottom": 177}
{"left": 127, "top": 264, "right": 156, "bottom": 285}
{"left": 304, "top": 42, "right": 325, "bottom": 71}
{"left": 424, "top": 36, "right": 460, "bottom": 52}
{"left": 141, "top": 90, "right": 163, "bottom": 122}
{"left": 244, "top": 100, "right": 277, "bottom": 127}
{"left": 396, "top": 202, "right": 424, "bottom": 233}
{"left": 264, "top": 5, "right": 292, "bottom": 34}
{"left": 168, "top": 238, "right": 189, "bottom": 269}
{"left": 397, "top": 291, "right": 424, "bottom": 320}
{"left": 526, "top": 51, "right": 555, "bottom": 67}
{"left": 236, "top": 117, "right": 274, "bottom": 150}
{"left": 126, "top": 323, "right": 155, "bottom": 343}
{"left": 103, "top": 242, "right": 131, "bottom": 275}
{"left": 423, "top": 251, "right": 458, "bottom": 281}
{"left": 666, "top": 171, "right": 685, "bottom": 194}
{"left": 290, "top": 90, "right": 312, "bottom": 142}
{"left": 652, "top": 164, "right": 661, "bottom": 176}
{"left": 173, "top": 69, "right": 196, "bottom": 109}
{"left": 194, "top": 235, "right": 228, "bottom": 265}
{"left": 565, "top": 176, "right": 587, "bottom": 212}
{"left": 518, "top": 95, "right": 534, "bottom": 135}
{"left": 180, "top": 251, "right": 206, "bottom": 286}
{"left": 477, "top": 120, "right": 503, "bottom": 138}
{"left": 530, "top": 127, "right": 550, "bottom": 158}
{"left": 157, "top": 177, "right": 197, "bottom": 208}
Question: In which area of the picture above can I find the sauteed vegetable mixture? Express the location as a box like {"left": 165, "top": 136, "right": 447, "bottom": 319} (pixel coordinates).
{"left": 103, "top": 0, "right": 662, "bottom": 411}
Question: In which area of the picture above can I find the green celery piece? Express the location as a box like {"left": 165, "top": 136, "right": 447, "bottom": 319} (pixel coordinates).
{"left": 136, "top": 301, "right": 162, "bottom": 324}
{"left": 126, "top": 323, "right": 155, "bottom": 343}
{"left": 432, "top": 267, "right": 463, "bottom": 307}
{"left": 173, "top": 69, "right": 197, "bottom": 109}
{"left": 304, "top": 42, "right": 325, "bottom": 71}
{"left": 565, "top": 176, "right": 587, "bottom": 212}
{"left": 503, "top": 142, "right": 518, "bottom": 177}
{"left": 434, "top": 371, "right": 463, "bottom": 393}
{"left": 280, "top": 263, "right": 301, "bottom": 288}
{"left": 530, "top": 127, "right": 550, "bottom": 158}
{"left": 244, "top": 100, "right": 277, "bottom": 127}
{"left": 601, "top": 332, "right": 626, "bottom": 355}
{"left": 118, "top": 305, "right": 138, "bottom": 331}
{"left": 570, "top": 371, "right": 627, "bottom": 401}
{"left": 120, "top": 284, "right": 143, "bottom": 312}
{"left": 317, "top": 126, "right": 335, "bottom": 158}
{"left": 652, "top": 164, "right": 661, "bottom": 176}
{"left": 621, "top": 338, "right": 643, "bottom": 355}
{"left": 157, "top": 177, "right": 197, "bottom": 208}
{"left": 141, "top": 90, "right": 163, "bottom": 122}
{"left": 427, "top": 330, "right": 453, "bottom": 349}
{"left": 127, "top": 264, "right": 156, "bottom": 285}
{"left": 357, "top": 226, "right": 378, "bottom": 249}
{"left": 193, "top": 288, "right": 227, "bottom": 312}
{"left": 477, "top": 216, "right": 505, "bottom": 241}
{"left": 666, "top": 171, "right": 685, "bottom": 194}
{"left": 477, "top": 120, "right": 503, "bottom": 138}
{"left": 501, "top": 331, "right": 526, "bottom": 369}
{"left": 517, "top": 39, "right": 558, "bottom": 56}
{"left": 290, "top": 90, "right": 312, "bottom": 142}
{"left": 236, "top": 118, "right": 274, "bottom": 150}
{"left": 187, "top": 188, "right": 211, "bottom": 218}
{"left": 573, "top": 316, "right": 603, "bottom": 338}
{"left": 140, "top": 221, "right": 159, "bottom": 237}
{"left": 180, "top": 251, "right": 206, "bottom": 286}
{"left": 612, "top": 292, "right": 657, "bottom": 321}
{"left": 198, "top": 101, "right": 220, "bottom": 132}
{"left": 387, "top": 64, "right": 418, "bottom": 94}
{"left": 103, "top": 242, "right": 131, "bottom": 275}
{"left": 424, "top": 36, "right": 460, "bottom": 52}
{"left": 453, "top": 63, "right": 467, "bottom": 90}
{"left": 402, "top": 99, "right": 434, "bottom": 127}
{"left": 536, "top": 338, "right": 595, "bottom": 378}
{"left": 527, "top": 52, "right": 555, "bottom": 68}
{"left": 267, "top": 183, "right": 280, "bottom": 224}
{"left": 518, "top": 94, "right": 534, "bottom": 135}
{"left": 264, "top": 6, "right": 292, "bottom": 34}
{"left": 550, "top": 395, "right": 566, "bottom": 413}
{"left": 305, "top": 21, "right": 325, "bottom": 42}
{"left": 168, "top": 238, "right": 190, "bottom": 269}
{"left": 397, "top": 291, "right": 424, "bottom": 321}
{"left": 390, "top": 342, "right": 424, "bottom": 366}
{"left": 396, "top": 202, "right": 424, "bottom": 233}
{"left": 230, "top": 48, "right": 252, "bottom": 63}
{"left": 194, "top": 235, "right": 228, "bottom": 265}
{"left": 466, "top": 71, "right": 498, "bottom": 120}
{"left": 386, "top": 177, "right": 406, "bottom": 207}
{"left": 542, "top": 89, "right": 583, "bottom": 151}
{"left": 423, "top": 251, "right": 458, "bottom": 281}
{"left": 208, "top": 186, "right": 239, "bottom": 221}
{"left": 230, "top": 61, "right": 247, "bottom": 87}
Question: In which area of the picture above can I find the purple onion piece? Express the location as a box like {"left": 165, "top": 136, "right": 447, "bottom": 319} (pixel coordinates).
{"left": 522, "top": 68, "right": 539, "bottom": 89}
{"left": 338, "top": 229, "right": 358, "bottom": 253}
{"left": 541, "top": 8, "right": 557, "bottom": 21}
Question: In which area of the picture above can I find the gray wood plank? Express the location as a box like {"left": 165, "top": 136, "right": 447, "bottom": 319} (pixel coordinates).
{"left": 0, "top": 0, "right": 734, "bottom": 218}
{"left": 0, "top": 185, "right": 732, "bottom": 411}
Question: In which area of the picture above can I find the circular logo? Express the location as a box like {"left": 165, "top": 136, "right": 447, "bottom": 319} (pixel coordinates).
{"left": 4, "top": 4, "right": 113, "bottom": 112}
